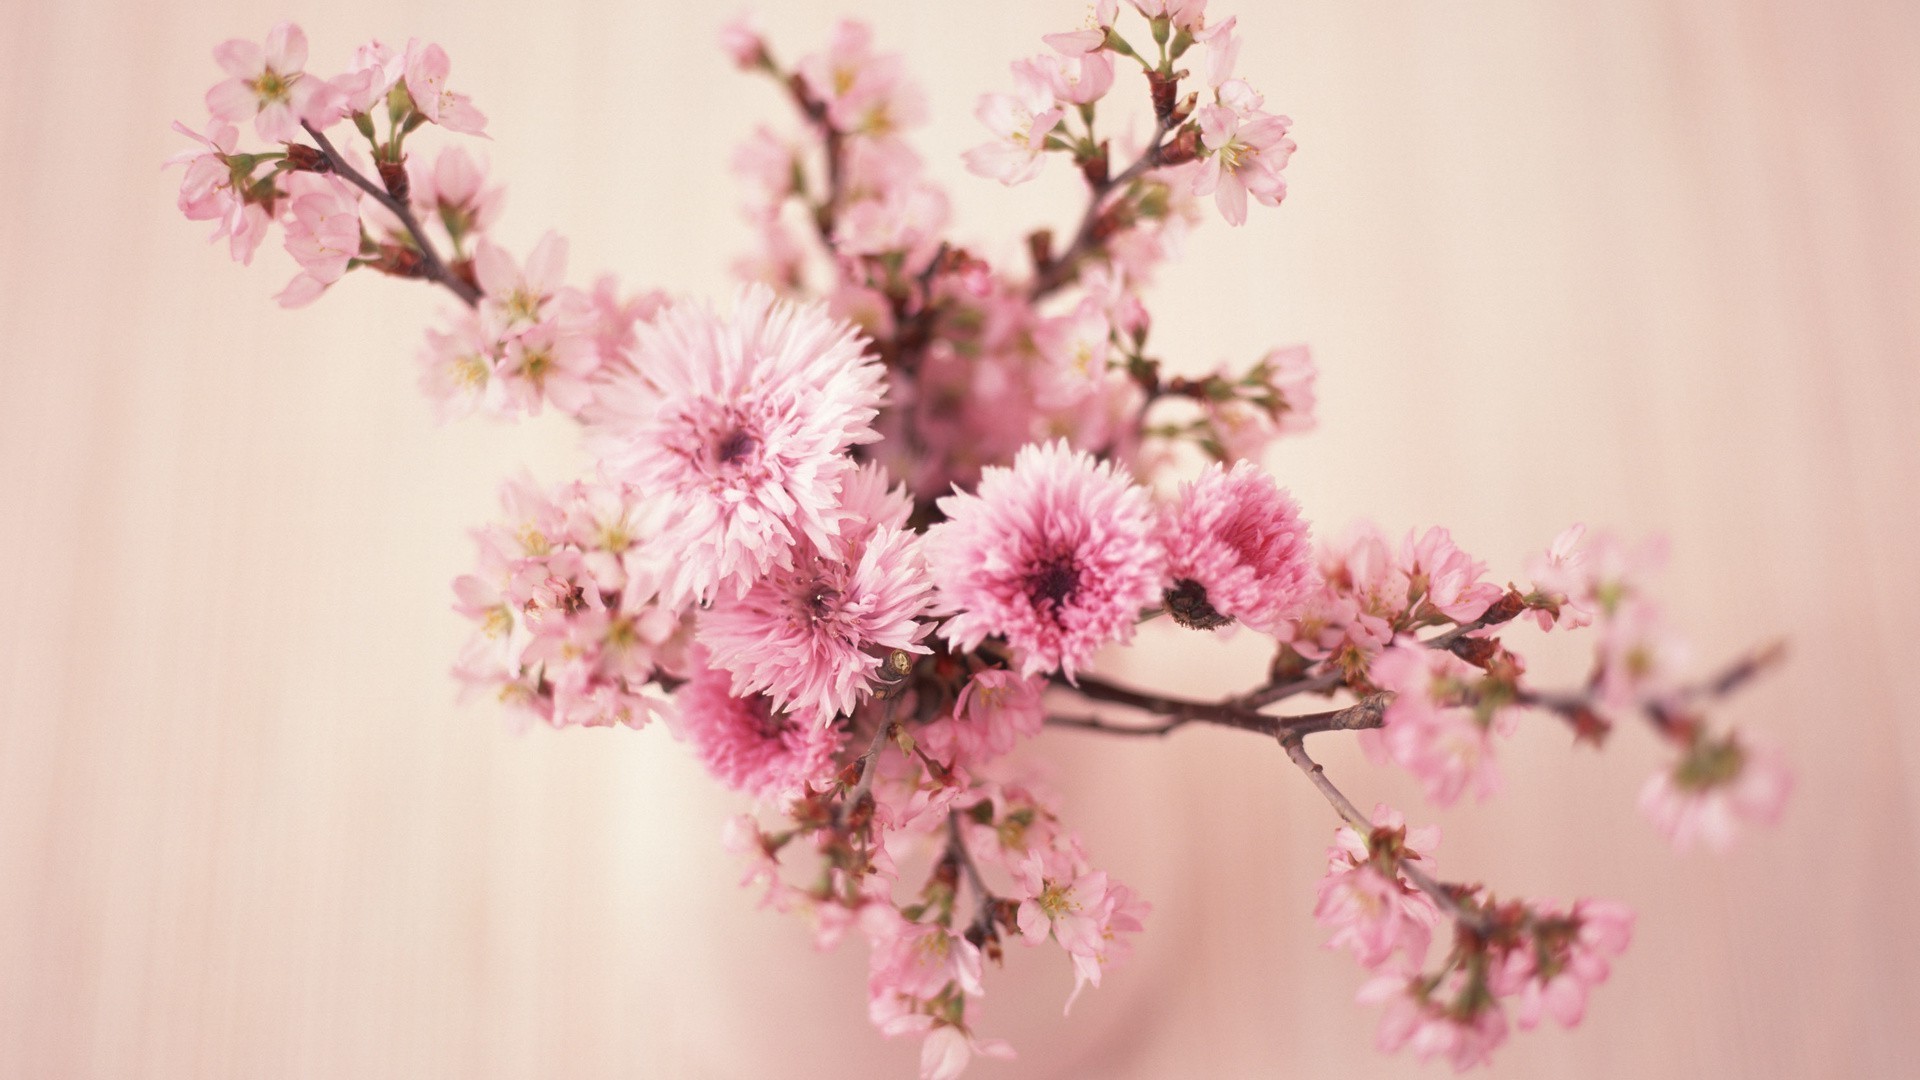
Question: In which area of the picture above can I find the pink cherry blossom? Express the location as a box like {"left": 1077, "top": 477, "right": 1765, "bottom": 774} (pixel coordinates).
{"left": 1012, "top": 845, "right": 1148, "bottom": 1012}
{"left": 1522, "top": 523, "right": 1595, "bottom": 630}
{"left": 410, "top": 145, "right": 504, "bottom": 243}
{"left": 1037, "top": 49, "right": 1115, "bottom": 106}
{"left": 1196, "top": 15, "right": 1240, "bottom": 88}
{"left": 919, "top": 1024, "right": 1014, "bottom": 1080}
{"left": 1359, "top": 971, "right": 1510, "bottom": 1071}
{"left": 1033, "top": 299, "right": 1113, "bottom": 407}
{"left": 926, "top": 440, "right": 1165, "bottom": 680}
{"left": 864, "top": 907, "right": 986, "bottom": 1035}
{"left": 205, "top": 22, "right": 341, "bottom": 142}
{"left": 963, "top": 59, "right": 1066, "bottom": 186}
{"left": 595, "top": 285, "right": 886, "bottom": 604}
{"left": 799, "top": 21, "right": 928, "bottom": 137}
{"left": 495, "top": 317, "right": 598, "bottom": 416}
{"left": 1129, "top": 0, "right": 1210, "bottom": 31}
{"left": 835, "top": 179, "right": 952, "bottom": 268}
{"left": 418, "top": 306, "right": 503, "bottom": 419}
{"left": 719, "top": 13, "right": 769, "bottom": 70}
{"left": 1361, "top": 640, "right": 1515, "bottom": 806}
{"left": 1401, "top": 525, "right": 1503, "bottom": 625}
{"left": 451, "top": 477, "right": 688, "bottom": 731}
{"left": 1489, "top": 899, "right": 1635, "bottom": 1030}
{"left": 1593, "top": 597, "right": 1691, "bottom": 712}
{"left": 403, "top": 39, "right": 488, "bottom": 135}
{"left": 475, "top": 232, "right": 570, "bottom": 327}
{"left": 732, "top": 125, "right": 801, "bottom": 214}
{"left": 276, "top": 174, "right": 364, "bottom": 308}
{"left": 1315, "top": 803, "right": 1444, "bottom": 971}
{"left": 1158, "top": 460, "right": 1314, "bottom": 633}
{"left": 1192, "top": 103, "right": 1294, "bottom": 226}
{"left": 167, "top": 120, "right": 273, "bottom": 264}
{"left": 922, "top": 669, "right": 1047, "bottom": 768}
{"left": 333, "top": 39, "right": 405, "bottom": 115}
{"left": 1640, "top": 731, "right": 1791, "bottom": 852}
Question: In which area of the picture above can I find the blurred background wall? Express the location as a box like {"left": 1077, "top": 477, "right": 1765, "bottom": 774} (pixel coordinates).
{"left": 2, "top": 0, "right": 1916, "bottom": 1076}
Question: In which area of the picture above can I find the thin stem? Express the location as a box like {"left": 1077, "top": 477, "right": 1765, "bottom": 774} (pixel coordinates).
{"left": 1518, "top": 640, "right": 1787, "bottom": 739}
{"left": 946, "top": 812, "right": 999, "bottom": 937}
{"left": 836, "top": 706, "right": 896, "bottom": 829}
{"left": 1277, "top": 731, "right": 1489, "bottom": 933}
{"left": 1029, "top": 114, "right": 1174, "bottom": 301}
{"left": 300, "top": 122, "right": 481, "bottom": 307}
{"left": 1055, "top": 671, "right": 1274, "bottom": 732}
{"left": 1044, "top": 693, "right": 1392, "bottom": 740}
{"left": 1237, "top": 669, "right": 1345, "bottom": 710}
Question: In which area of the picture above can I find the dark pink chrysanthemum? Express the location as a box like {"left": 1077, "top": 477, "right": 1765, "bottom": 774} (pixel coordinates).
{"left": 671, "top": 656, "right": 843, "bottom": 800}
{"left": 1158, "top": 460, "right": 1313, "bottom": 633}
{"left": 594, "top": 284, "right": 886, "bottom": 604}
{"left": 925, "top": 440, "right": 1164, "bottom": 679}
{"left": 698, "top": 522, "right": 934, "bottom": 726}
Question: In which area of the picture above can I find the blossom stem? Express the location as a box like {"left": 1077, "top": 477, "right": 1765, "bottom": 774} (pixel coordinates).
{"left": 1278, "top": 731, "right": 1489, "bottom": 933}
{"left": 1044, "top": 680, "right": 1390, "bottom": 737}
{"left": 1237, "top": 669, "right": 1345, "bottom": 709}
{"left": 299, "top": 121, "right": 481, "bottom": 307}
{"left": 837, "top": 708, "right": 897, "bottom": 829}
{"left": 946, "top": 812, "right": 1000, "bottom": 936}
{"left": 1029, "top": 114, "right": 1175, "bottom": 300}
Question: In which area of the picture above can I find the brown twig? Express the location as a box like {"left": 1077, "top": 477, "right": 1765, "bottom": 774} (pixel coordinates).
{"left": 946, "top": 812, "right": 1001, "bottom": 939}
{"left": 1277, "top": 731, "right": 1489, "bottom": 933}
{"left": 299, "top": 122, "right": 480, "bottom": 307}
{"left": 835, "top": 711, "right": 896, "bottom": 829}
{"left": 1052, "top": 680, "right": 1397, "bottom": 737}
{"left": 1028, "top": 115, "right": 1175, "bottom": 301}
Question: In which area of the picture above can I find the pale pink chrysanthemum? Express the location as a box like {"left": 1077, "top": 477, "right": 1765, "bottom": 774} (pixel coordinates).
{"left": 926, "top": 441, "right": 1165, "bottom": 680}
{"left": 1158, "top": 460, "right": 1313, "bottom": 633}
{"left": 698, "top": 525, "right": 934, "bottom": 726}
{"left": 597, "top": 285, "right": 886, "bottom": 604}
{"left": 671, "top": 657, "right": 843, "bottom": 800}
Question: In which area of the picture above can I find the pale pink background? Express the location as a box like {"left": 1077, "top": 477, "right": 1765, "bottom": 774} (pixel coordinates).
{"left": 3, "top": 0, "right": 1917, "bottom": 1076}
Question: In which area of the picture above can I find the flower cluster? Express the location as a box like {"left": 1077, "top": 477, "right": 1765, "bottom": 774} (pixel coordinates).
{"left": 451, "top": 477, "right": 689, "bottom": 730}
{"left": 174, "top": 6, "right": 1790, "bottom": 1076}
{"left": 1318, "top": 806, "right": 1636, "bottom": 1070}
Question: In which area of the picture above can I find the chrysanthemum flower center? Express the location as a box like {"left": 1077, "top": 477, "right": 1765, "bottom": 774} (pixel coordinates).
{"left": 714, "top": 427, "right": 762, "bottom": 467}
{"left": 801, "top": 580, "right": 842, "bottom": 622}
{"left": 1026, "top": 553, "right": 1081, "bottom": 610}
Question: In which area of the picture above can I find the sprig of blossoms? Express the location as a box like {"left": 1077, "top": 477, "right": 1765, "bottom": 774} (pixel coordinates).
{"left": 174, "top": 9, "right": 1791, "bottom": 1076}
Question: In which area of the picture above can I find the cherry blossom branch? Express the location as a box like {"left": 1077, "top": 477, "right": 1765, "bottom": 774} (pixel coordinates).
{"left": 1237, "top": 668, "right": 1345, "bottom": 709}
{"left": 1029, "top": 113, "right": 1176, "bottom": 301}
{"left": 1051, "top": 671, "right": 1276, "bottom": 732}
{"left": 1044, "top": 692, "right": 1391, "bottom": 739}
{"left": 946, "top": 812, "right": 1002, "bottom": 939}
{"left": 1417, "top": 590, "right": 1527, "bottom": 651}
{"left": 1520, "top": 638, "right": 1788, "bottom": 742}
{"left": 1278, "top": 730, "right": 1489, "bottom": 933}
{"left": 836, "top": 709, "right": 897, "bottom": 829}
{"left": 300, "top": 121, "right": 481, "bottom": 307}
